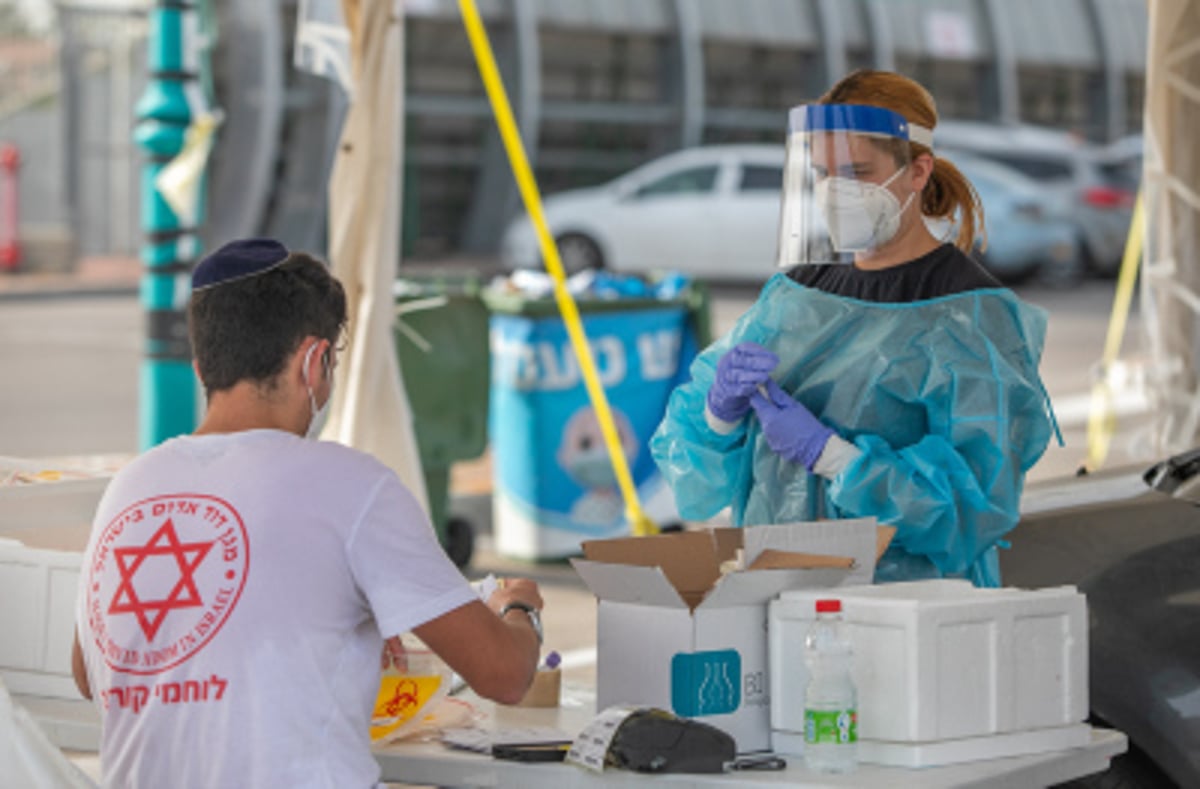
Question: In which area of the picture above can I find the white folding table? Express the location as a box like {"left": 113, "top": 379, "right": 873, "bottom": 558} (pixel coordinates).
{"left": 373, "top": 690, "right": 1127, "bottom": 789}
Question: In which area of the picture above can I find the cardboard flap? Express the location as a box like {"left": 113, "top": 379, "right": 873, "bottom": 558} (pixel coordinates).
{"left": 743, "top": 518, "right": 879, "bottom": 586}
{"left": 570, "top": 558, "right": 689, "bottom": 608}
{"left": 581, "top": 531, "right": 720, "bottom": 596}
{"left": 710, "top": 528, "right": 744, "bottom": 564}
{"left": 748, "top": 549, "right": 854, "bottom": 571}
{"left": 875, "top": 525, "right": 897, "bottom": 559}
{"left": 698, "top": 567, "right": 850, "bottom": 609}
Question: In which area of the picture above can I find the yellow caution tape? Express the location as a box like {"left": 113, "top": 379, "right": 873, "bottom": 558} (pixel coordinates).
{"left": 458, "top": 0, "right": 657, "bottom": 536}
{"left": 1086, "top": 188, "right": 1144, "bottom": 470}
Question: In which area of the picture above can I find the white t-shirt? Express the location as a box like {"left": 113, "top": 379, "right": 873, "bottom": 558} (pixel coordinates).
{"left": 74, "top": 429, "right": 478, "bottom": 789}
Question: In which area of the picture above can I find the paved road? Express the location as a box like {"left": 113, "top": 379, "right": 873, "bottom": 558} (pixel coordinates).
{"left": 1, "top": 293, "right": 141, "bottom": 456}
{"left": 0, "top": 278, "right": 1153, "bottom": 688}
{"left": 0, "top": 278, "right": 1142, "bottom": 462}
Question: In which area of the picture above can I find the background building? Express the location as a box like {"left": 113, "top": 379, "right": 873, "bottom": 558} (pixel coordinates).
{"left": 0, "top": 0, "right": 1149, "bottom": 264}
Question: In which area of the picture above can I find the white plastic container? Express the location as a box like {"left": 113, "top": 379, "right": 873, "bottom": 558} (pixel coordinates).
{"left": 769, "top": 579, "right": 1090, "bottom": 767}
{"left": 0, "top": 455, "right": 111, "bottom": 534}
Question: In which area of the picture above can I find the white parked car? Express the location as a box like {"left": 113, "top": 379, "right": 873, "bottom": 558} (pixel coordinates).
{"left": 500, "top": 142, "right": 1087, "bottom": 285}
{"left": 499, "top": 145, "right": 788, "bottom": 282}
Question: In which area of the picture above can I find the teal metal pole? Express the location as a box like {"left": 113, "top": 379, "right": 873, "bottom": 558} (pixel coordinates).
{"left": 134, "top": 1, "right": 199, "bottom": 448}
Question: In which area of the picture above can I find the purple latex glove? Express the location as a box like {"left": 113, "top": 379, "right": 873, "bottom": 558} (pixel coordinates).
{"left": 706, "top": 342, "right": 780, "bottom": 423}
{"left": 749, "top": 378, "right": 835, "bottom": 472}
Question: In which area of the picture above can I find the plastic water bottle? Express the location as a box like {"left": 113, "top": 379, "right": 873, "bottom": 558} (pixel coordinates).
{"left": 803, "top": 598, "right": 858, "bottom": 773}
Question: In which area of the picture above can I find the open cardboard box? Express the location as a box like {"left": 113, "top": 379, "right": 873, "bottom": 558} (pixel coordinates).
{"left": 570, "top": 518, "right": 886, "bottom": 752}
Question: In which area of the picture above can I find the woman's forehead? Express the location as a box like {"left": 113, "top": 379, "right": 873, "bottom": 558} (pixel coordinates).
{"left": 809, "top": 132, "right": 889, "bottom": 164}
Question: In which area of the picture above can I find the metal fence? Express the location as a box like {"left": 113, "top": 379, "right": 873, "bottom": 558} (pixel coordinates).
{"left": 56, "top": 1, "right": 147, "bottom": 257}
{"left": 0, "top": 2, "right": 60, "bottom": 119}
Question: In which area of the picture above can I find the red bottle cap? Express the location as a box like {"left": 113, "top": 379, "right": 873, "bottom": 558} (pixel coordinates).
{"left": 815, "top": 599, "right": 841, "bottom": 614}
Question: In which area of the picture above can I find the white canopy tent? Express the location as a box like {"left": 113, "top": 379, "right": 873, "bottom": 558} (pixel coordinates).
{"left": 296, "top": 0, "right": 429, "bottom": 512}
{"left": 1142, "top": 0, "right": 1200, "bottom": 456}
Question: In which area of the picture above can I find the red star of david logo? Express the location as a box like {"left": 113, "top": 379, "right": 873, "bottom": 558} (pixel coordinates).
{"left": 108, "top": 518, "right": 215, "bottom": 641}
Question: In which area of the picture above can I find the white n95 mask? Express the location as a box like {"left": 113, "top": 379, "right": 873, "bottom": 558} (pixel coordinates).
{"left": 814, "top": 166, "right": 914, "bottom": 252}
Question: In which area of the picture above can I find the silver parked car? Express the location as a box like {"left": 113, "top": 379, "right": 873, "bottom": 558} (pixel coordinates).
{"left": 1096, "top": 133, "right": 1144, "bottom": 196}
{"left": 937, "top": 152, "right": 1083, "bottom": 286}
{"left": 935, "top": 121, "right": 1137, "bottom": 277}
{"left": 1009, "top": 448, "right": 1200, "bottom": 789}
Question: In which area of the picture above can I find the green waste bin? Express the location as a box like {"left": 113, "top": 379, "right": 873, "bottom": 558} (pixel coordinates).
{"left": 393, "top": 275, "right": 490, "bottom": 567}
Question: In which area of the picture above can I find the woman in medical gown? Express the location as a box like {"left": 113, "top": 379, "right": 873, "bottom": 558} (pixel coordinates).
{"left": 651, "top": 70, "right": 1058, "bottom": 587}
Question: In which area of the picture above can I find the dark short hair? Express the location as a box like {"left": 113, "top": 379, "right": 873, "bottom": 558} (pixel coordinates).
{"left": 188, "top": 251, "right": 347, "bottom": 396}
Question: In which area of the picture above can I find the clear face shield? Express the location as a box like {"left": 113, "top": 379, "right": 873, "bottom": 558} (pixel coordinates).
{"left": 776, "top": 104, "right": 933, "bottom": 266}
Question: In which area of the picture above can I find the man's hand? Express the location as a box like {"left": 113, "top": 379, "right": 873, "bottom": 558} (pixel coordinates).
{"left": 413, "top": 577, "right": 545, "bottom": 705}
{"left": 486, "top": 578, "right": 543, "bottom": 617}
{"left": 381, "top": 635, "right": 408, "bottom": 671}
{"left": 72, "top": 633, "right": 91, "bottom": 699}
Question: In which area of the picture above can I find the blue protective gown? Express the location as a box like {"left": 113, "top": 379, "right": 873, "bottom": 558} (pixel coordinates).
{"left": 650, "top": 273, "right": 1057, "bottom": 587}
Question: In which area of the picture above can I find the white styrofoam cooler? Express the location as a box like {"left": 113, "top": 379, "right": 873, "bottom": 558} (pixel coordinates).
{"left": 0, "top": 540, "right": 84, "bottom": 700}
{"left": 0, "top": 459, "right": 104, "bottom": 704}
{"left": 769, "top": 579, "right": 1090, "bottom": 767}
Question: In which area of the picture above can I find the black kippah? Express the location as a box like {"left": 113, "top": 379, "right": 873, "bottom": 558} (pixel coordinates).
{"left": 192, "top": 238, "right": 290, "bottom": 291}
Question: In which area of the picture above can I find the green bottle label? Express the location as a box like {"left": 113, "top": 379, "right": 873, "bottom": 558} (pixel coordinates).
{"left": 804, "top": 709, "right": 857, "bottom": 745}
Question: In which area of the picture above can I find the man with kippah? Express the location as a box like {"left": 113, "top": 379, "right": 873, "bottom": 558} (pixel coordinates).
{"left": 70, "top": 239, "right": 545, "bottom": 788}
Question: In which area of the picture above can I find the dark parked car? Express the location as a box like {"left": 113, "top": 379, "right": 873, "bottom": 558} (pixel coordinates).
{"left": 1008, "top": 448, "right": 1200, "bottom": 788}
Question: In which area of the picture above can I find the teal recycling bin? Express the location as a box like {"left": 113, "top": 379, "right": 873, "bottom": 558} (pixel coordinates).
{"left": 483, "top": 284, "right": 710, "bottom": 560}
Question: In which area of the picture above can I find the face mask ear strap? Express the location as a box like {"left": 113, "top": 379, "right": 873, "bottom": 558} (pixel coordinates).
{"left": 881, "top": 163, "right": 908, "bottom": 188}
{"left": 301, "top": 340, "right": 323, "bottom": 390}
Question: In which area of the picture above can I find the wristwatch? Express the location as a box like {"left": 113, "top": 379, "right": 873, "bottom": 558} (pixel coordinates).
{"left": 500, "top": 601, "right": 543, "bottom": 645}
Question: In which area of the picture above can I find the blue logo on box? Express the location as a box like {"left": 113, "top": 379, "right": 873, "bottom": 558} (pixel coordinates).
{"left": 671, "top": 649, "right": 741, "bottom": 717}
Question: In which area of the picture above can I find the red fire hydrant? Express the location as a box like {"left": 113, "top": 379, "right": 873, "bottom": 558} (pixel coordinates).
{"left": 0, "top": 143, "right": 20, "bottom": 271}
